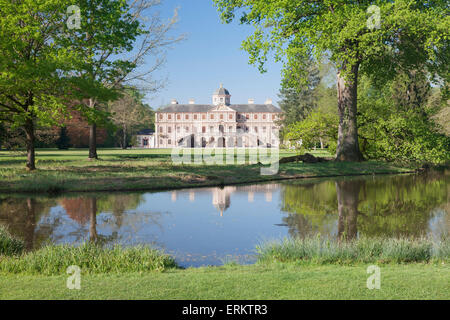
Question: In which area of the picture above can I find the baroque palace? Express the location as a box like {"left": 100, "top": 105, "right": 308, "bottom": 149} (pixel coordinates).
{"left": 144, "top": 84, "right": 282, "bottom": 148}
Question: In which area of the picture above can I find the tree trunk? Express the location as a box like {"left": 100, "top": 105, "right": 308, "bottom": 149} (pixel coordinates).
{"left": 24, "top": 116, "right": 36, "bottom": 170}
{"left": 335, "top": 63, "right": 364, "bottom": 162}
{"left": 88, "top": 98, "right": 98, "bottom": 159}
{"left": 89, "top": 122, "right": 98, "bottom": 159}
{"left": 122, "top": 124, "right": 127, "bottom": 149}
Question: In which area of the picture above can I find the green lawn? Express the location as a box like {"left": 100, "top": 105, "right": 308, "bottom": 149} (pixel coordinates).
{"left": 0, "top": 148, "right": 414, "bottom": 193}
{"left": 0, "top": 263, "right": 448, "bottom": 299}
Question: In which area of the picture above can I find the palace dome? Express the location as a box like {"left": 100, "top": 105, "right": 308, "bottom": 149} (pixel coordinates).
{"left": 213, "top": 84, "right": 230, "bottom": 96}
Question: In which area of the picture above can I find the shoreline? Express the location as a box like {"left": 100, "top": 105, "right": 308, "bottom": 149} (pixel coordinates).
{"left": 0, "top": 169, "right": 417, "bottom": 195}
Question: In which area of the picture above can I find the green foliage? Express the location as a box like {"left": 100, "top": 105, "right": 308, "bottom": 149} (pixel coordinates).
{"left": 278, "top": 55, "right": 320, "bottom": 128}
{"left": 284, "top": 111, "right": 338, "bottom": 154}
{"left": 0, "top": 243, "right": 178, "bottom": 275}
{"left": 214, "top": 0, "right": 449, "bottom": 83}
{"left": 63, "top": 0, "right": 145, "bottom": 124}
{"left": 0, "top": 225, "right": 24, "bottom": 256}
{"left": 0, "top": 0, "right": 81, "bottom": 128}
{"left": 358, "top": 75, "right": 450, "bottom": 164}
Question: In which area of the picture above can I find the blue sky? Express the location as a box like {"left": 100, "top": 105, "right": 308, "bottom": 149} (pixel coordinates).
{"left": 143, "top": 0, "right": 283, "bottom": 109}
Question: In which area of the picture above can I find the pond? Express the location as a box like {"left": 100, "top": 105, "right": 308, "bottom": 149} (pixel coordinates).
{"left": 0, "top": 170, "right": 448, "bottom": 267}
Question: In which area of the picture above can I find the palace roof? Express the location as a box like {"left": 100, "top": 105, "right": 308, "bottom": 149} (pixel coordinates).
{"left": 157, "top": 104, "right": 281, "bottom": 113}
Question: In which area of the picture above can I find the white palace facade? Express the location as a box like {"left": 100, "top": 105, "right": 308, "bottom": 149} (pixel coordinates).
{"left": 152, "top": 84, "right": 282, "bottom": 148}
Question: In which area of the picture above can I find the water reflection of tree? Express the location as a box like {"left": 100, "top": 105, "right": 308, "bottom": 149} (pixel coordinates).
{"left": 59, "top": 194, "right": 165, "bottom": 246}
{"left": 336, "top": 180, "right": 361, "bottom": 240}
{"left": 280, "top": 172, "right": 449, "bottom": 239}
{"left": 0, "top": 197, "right": 56, "bottom": 249}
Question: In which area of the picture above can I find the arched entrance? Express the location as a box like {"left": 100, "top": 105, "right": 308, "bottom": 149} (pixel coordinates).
{"left": 218, "top": 137, "right": 226, "bottom": 148}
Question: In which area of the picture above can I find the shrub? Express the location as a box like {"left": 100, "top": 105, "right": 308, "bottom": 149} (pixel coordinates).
{"left": 0, "top": 243, "right": 178, "bottom": 275}
{"left": 256, "top": 236, "right": 449, "bottom": 264}
{"left": 0, "top": 225, "right": 24, "bottom": 256}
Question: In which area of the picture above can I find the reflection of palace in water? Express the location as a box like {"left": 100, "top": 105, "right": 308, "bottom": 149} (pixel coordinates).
{"left": 170, "top": 184, "right": 278, "bottom": 216}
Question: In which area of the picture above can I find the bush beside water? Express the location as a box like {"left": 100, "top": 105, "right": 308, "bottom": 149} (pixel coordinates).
{"left": 0, "top": 226, "right": 24, "bottom": 256}
{"left": 256, "top": 236, "right": 450, "bottom": 264}
{"left": 0, "top": 243, "right": 178, "bottom": 275}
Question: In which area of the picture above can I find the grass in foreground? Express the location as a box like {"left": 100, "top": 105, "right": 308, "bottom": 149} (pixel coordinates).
{"left": 0, "top": 148, "right": 414, "bottom": 193}
{"left": 0, "top": 263, "right": 448, "bottom": 299}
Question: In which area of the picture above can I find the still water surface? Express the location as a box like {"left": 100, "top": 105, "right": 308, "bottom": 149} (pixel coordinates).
{"left": 0, "top": 171, "right": 448, "bottom": 267}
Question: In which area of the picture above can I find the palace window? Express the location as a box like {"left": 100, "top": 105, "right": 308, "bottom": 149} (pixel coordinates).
{"left": 254, "top": 114, "right": 258, "bottom": 120}
{"left": 229, "top": 114, "right": 233, "bottom": 120}
{"left": 210, "top": 114, "right": 214, "bottom": 120}
{"left": 159, "top": 126, "right": 163, "bottom": 133}
{"left": 159, "top": 139, "right": 163, "bottom": 144}
{"left": 254, "top": 126, "right": 258, "bottom": 133}
{"left": 210, "top": 126, "right": 214, "bottom": 132}
{"left": 202, "top": 114, "right": 206, "bottom": 120}
{"left": 168, "top": 114, "right": 172, "bottom": 120}
{"left": 220, "top": 114, "right": 224, "bottom": 120}
{"left": 185, "top": 114, "right": 189, "bottom": 120}
{"left": 262, "top": 126, "right": 266, "bottom": 133}
{"left": 272, "top": 114, "right": 276, "bottom": 120}
{"left": 194, "top": 114, "right": 198, "bottom": 120}
{"left": 168, "top": 139, "right": 171, "bottom": 145}
{"left": 185, "top": 126, "right": 189, "bottom": 133}
{"left": 229, "top": 126, "right": 233, "bottom": 132}
{"left": 263, "top": 114, "right": 266, "bottom": 120}
{"left": 168, "top": 126, "right": 172, "bottom": 133}
{"left": 245, "top": 114, "right": 249, "bottom": 119}
{"left": 159, "top": 114, "right": 163, "bottom": 120}
{"left": 202, "top": 126, "right": 206, "bottom": 133}
{"left": 177, "top": 114, "right": 181, "bottom": 120}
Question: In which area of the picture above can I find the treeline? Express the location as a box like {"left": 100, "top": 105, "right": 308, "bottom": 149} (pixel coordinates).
{"left": 0, "top": 87, "right": 155, "bottom": 150}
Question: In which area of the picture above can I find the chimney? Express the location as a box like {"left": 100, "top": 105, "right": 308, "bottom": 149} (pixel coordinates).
{"left": 248, "top": 98, "right": 255, "bottom": 104}
{"left": 265, "top": 98, "right": 272, "bottom": 105}
{"left": 171, "top": 99, "right": 178, "bottom": 105}
{"left": 189, "top": 98, "right": 195, "bottom": 104}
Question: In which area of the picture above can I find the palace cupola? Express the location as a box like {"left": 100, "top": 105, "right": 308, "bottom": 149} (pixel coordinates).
{"left": 212, "top": 83, "right": 231, "bottom": 106}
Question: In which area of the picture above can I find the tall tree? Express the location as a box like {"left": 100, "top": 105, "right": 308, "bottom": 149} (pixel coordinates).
{"left": 213, "top": 0, "right": 449, "bottom": 161}
{"left": 66, "top": 0, "right": 183, "bottom": 159}
{"left": 0, "top": 0, "right": 81, "bottom": 170}
{"left": 277, "top": 55, "right": 320, "bottom": 127}
{"left": 109, "top": 87, "right": 154, "bottom": 149}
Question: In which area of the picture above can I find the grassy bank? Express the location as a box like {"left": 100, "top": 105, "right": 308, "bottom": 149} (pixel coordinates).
{"left": 0, "top": 148, "right": 414, "bottom": 193}
{"left": 1, "top": 263, "right": 448, "bottom": 299}
{"left": 0, "top": 234, "right": 448, "bottom": 299}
